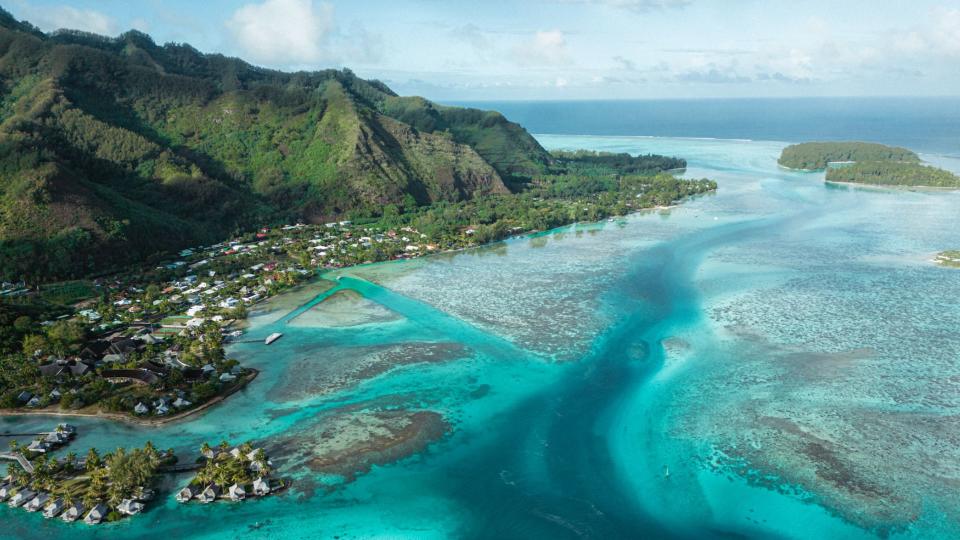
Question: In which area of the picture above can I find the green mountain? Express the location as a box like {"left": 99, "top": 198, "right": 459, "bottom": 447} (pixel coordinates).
{"left": 0, "top": 9, "right": 552, "bottom": 281}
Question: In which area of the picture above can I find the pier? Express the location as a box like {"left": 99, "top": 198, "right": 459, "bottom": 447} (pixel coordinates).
{"left": 0, "top": 451, "right": 34, "bottom": 473}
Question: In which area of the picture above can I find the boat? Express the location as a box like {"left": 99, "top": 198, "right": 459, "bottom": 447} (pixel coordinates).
{"left": 663, "top": 465, "right": 670, "bottom": 478}
{"left": 265, "top": 332, "right": 283, "bottom": 345}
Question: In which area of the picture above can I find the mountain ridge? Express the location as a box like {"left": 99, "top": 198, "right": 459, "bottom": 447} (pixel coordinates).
{"left": 0, "top": 10, "right": 551, "bottom": 280}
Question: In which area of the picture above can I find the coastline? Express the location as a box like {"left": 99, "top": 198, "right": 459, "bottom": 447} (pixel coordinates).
{"left": 0, "top": 369, "right": 258, "bottom": 427}
{"left": 0, "top": 187, "right": 713, "bottom": 431}
{"left": 824, "top": 179, "right": 959, "bottom": 192}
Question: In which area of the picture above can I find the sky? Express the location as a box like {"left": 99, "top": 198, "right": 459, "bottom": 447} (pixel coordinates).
{"left": 5, "top": 0, "right": 960, "bottom": 101}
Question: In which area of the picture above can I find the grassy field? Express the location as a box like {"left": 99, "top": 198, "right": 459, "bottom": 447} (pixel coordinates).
{"left": 39, "top": 281, "right": 97, "bottom": 306}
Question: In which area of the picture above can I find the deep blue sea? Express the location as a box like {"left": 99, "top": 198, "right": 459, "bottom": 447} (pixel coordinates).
{"left": 449, "top": 97, "right": 960, "bottom": 156}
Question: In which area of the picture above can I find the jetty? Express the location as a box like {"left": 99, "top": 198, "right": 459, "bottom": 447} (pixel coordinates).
{"left": 0, "top": 452, "right": 34, "bottom": 473}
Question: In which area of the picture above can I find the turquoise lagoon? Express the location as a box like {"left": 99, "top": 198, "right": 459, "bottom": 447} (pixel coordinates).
{"left": 2, "top": 136, "right": 960, "bottom": 539}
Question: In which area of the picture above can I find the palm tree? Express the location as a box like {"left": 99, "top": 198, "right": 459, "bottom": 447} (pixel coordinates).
{"left": 64, "top": 451, "right": 78, "bottom": 473}
{"left": 200, "top": 442, "right": 212, "bottom": 459}
{"left": 85, "top": 448, "right": 101, "bottom": 472}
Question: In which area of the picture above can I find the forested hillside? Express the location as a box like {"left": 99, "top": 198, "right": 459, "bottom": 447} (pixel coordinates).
{"left": 0, "top": 9, "right": 554, "bottom": 280}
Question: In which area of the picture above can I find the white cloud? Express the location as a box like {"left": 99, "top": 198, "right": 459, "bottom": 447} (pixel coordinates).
{"left": 11, "top": 3, "right": 117, "bottom": 35}
{"left": 512, "top": 30, "right": 571, "bottom": 66}
{"left": 226, "top": 0, "right": 382, "bottom": 68}
{"left": 227, "top": 0, "right": 335, "bottom": 65}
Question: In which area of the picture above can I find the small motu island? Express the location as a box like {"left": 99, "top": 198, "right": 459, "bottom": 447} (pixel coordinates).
{"left": 778, "top": 141, "right": 960, "bottom": 188}
{"left": 935, "top": 251, "right": 960, "bottom": 268}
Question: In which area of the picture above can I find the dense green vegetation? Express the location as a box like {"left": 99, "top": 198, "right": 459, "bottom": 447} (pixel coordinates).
{"left": 0, "top": 10, "right": 554, "bottom": 282}
{"left": 550, "top": 150, "right": 685, "bottom": 175}
{"left": 777, "top": 141, "right": 959, "bottom": 188}
{"left": 192, "top": 441, "right": 271, "bottom": 487}
{"left": 0, "top": 9, "right": 715, "bottom": 286}
{"left": 825, "top": 161, "right": 960, "bottom": 188}
{"left": 6, "top": 439, "right": 174, "bottom": 520}
{"left": 778, "top": 142, "right": 919, "bottom": 170}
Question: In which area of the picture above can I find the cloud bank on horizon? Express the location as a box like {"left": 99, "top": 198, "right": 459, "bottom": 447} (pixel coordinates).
{"left": 6, "top": 0, "right": 960, "bottom": 100}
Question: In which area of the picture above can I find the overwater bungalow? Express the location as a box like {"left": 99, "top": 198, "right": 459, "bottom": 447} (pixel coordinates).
{"left": 228, "top": 483, "right": 246, "bottom": 501}
{"left": 25, "top": 491, "right": 50, "bottom": 511}
{"left": 176, "top": 485, "right": 199, "bottom": 503}
{"left": 198, "top": 484, "right": 220, "bottom": 503}
{"left": 252, "top": 477, "right": 270, "bottom": 496}
{"left": 84, "top": 503, "right": 108, "bottom": 525}
{"left": 61, "top": 502, "right": 85, "bottom": 522}
{"left": 117, "top": 498, "right": 145, "bottom": 516}
{"left": 42, "top": 498, "right": 65, "bottom": 518}
{"left": 27, "top": 439, "right": 50, "bottom": 453}
{"left": 8, "top": 489, "right": 36, "bottom": 507}
{"left": 0, "top": 483, "right": 12, "bottom": 501}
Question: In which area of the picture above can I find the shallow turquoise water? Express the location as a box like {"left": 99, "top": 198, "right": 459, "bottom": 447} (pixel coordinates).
{"left": 3, "top": 136, "right": 959, "bottom": 539}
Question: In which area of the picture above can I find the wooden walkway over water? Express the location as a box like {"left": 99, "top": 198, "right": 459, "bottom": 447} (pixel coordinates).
{"left": 0, "top": 452, "right": 34, "bottom": 473}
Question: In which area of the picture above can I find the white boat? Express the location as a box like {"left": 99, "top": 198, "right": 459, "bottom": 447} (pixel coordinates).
{"left": 264, "top": 332, "right": 283, "bottom": 345}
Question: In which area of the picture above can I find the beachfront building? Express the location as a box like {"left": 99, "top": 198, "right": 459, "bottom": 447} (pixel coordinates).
{"left": 252, "top": 477, "right": 270, "bottom": 496}
{"left": 61, "top": 502, "right": 85, "bottom": 522}
{"left": 198, "top": 484, "right": 220, "bottom": 503}
{"left": 118, "top": 498, "right": 145, "bottom": 516}
{"left": 42, "top": 498, "right": 65, "bottom": 518}
{"left": 84, "top": 503, "right": 108, "bottom": 525}
{"left": 228, "top": 483, "right": 246, "bottom": 501}
{"left": 8, "top": 489, "right": 36, "bottom": 507}
{"left": 24, "top": 491, "right": 50, "bottom": 511}
{"left": 176, "top": 485, "right": 199, "bottom": 503}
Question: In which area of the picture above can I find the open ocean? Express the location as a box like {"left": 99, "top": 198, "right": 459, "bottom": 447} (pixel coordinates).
{"left": 449, "top": 97, "right": 960, "bottom": 156}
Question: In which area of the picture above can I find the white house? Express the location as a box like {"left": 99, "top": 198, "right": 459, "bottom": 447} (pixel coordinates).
{"left": 252, "top": 477, "right": 270, "bottom": 496}
{"left": 173, "top": 397, "right": 192, "bottom": 409}
{"left": 25, "top": 492, "right": 50, "bottom": 512}
{"left": 117, "top": 498, "right": 144, "bottom": 516}
{"left": 176, "top": 485, "right": 199, "bottom": 503}
{"left": 84, "top": 503, "right": 108, "bottom": 525}
{"left": 60, "top": 502, "right": 85, "bottom": 522}
{"left": 228, "top": 483, "right": 246, "bottom": 501}
{"left": 198, "top": 484, "right": 220, "bottom": 503}
{"left": 9, "top": 489, "right": 36, "bottom": 507}
{"left": 42, "top": 498, "right": 65, "bottom": 518}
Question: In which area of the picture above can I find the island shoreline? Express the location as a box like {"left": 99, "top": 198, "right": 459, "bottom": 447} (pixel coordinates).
{"left": 0, "top": 369, "right": 258, "bottom": 427}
